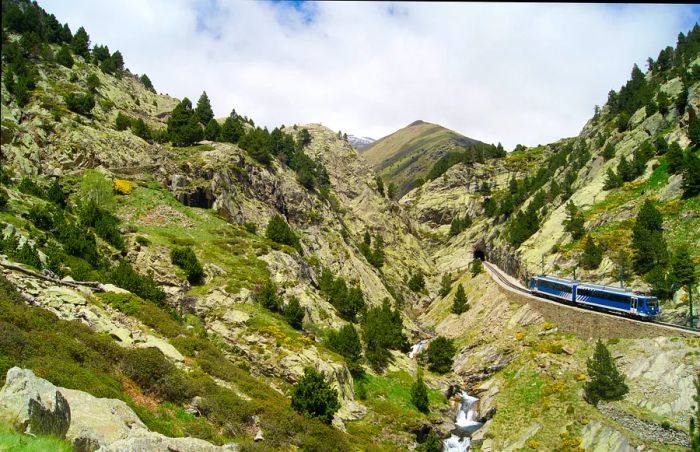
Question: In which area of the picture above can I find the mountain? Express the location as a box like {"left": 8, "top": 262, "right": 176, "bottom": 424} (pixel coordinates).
{"left": 346, "top": 134, "right": 375, "bottom": 150}
{"left": 1, "top": 1, "right": 699, "bottom": 451}
{"left": 361, "top": 120, "right": 498, "bottom": 197}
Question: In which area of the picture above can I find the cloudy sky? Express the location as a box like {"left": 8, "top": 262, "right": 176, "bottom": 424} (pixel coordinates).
{"left": 42, "top": 1, "right": 699, "bottom": 149}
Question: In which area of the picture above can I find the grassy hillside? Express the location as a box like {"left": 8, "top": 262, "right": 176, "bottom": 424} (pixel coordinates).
{"left": 361, "top": 120, "right": 485, "bottom": 196}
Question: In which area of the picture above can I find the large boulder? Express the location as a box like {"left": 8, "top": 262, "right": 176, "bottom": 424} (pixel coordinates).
{"left": 100, "top": 431, "right": 235, "bottom": 452}
{"left": 60, "top": 388, "right": 147, "bottom": 451}
{"left": 0, "top": 367, "right": 71, "bottom": 438}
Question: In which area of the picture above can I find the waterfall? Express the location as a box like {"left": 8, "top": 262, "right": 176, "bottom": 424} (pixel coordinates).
{"left": 442, "top": 391, "right": 482, "bottom": 452}
{"left": 409, "top": 339, "right": 429, "bottom": 359}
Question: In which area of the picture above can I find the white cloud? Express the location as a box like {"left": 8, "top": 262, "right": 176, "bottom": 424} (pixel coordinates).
{"left": 40, "top": 1, "right": 698, "bottom": 149}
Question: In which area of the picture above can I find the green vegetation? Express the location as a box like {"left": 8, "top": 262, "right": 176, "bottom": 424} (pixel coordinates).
{"left": 170, "top": 246, "right": 205, "bottom": 285}
{"left": 283, "top": 296, "right": 305, "bottom": 330}
{"left": 358, "top": 231, "right": 384, "bottom": 268}
{"left": 691, "top": 373, "right": 700, "bottom": 450}
{"left": 290, "top": 367, "right": 340, "bottom": 424}
{"left": 256, "top": 280, "right": 281, "bottom": 312}
{"left": 318, "top": 267, "right": 366, "bottom": 323}
{"left": 425, "top": 336, "right": 456, "bottom": 374}
{"left": 632, "top": 199, "right": 668, "bottom": 275}
{"left": 195, "top": 91, "right": 214, "bottom": 125}
{"left": 408, "top": 271, "right": 425, "bottom": 292}
{"left": 326, "top": 324, "right": 363, "bottom": 373}
{"left": 167, "top": 98, "right": 203, "bottom": 147}
{"left": 470, "top": 258, "right": 483, "bottom": 277}
{"left": 438, "top": 273, "right": 452, "bottom": 297}
{"left": 564, "top": 201, "right": 585, "bottom": 241}
{"left": 0, "top": 425, "right": 72, "bottom": 452}
{"left": 97, "top": 292, "right": 182, "bottom": 338}
{"left": 410, "top": 373, "right": 429, "bottom": 413}
{"left": 265, "top": 214, "right": 300, "bottom": 251}
{"left": 580, "top": 235, "right": 603, "bottom": 270}
{"left": 449, "top": 214, "right": 472, "bottom": 237}
{"left": 451, "top": 284, "right": 469, "bottom": 315}
{"left": 584, "top": 339, "right": 629, "bottom": 406}
{"left": 362, "top": 299, "right": 409, "bottom": 371}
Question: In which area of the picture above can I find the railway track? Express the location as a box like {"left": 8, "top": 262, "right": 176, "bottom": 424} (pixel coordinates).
{"left": 482, "top": 261, "right": 699, "bottom": 337}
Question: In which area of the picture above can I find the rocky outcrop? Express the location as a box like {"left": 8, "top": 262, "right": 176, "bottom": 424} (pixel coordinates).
{"left": 0, "top": 367, "right": 71, "bottom": 438}
{"left": 0, "top": 368, "right": 234, "bottom": 451}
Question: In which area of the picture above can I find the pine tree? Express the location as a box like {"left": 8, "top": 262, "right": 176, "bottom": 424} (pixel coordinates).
{"left": 689, "top": 108, "right": 700, "bottom": 149}
{"left": 563, "top": 201, "right": 585, "bottom": 240}
{"left": 195, "top": 91, "right": 214, "bottom": 125}
{"left": 670, "top": 248, "right": 697, "bottom": 287}
{"left": 470, "top": 258, "right": 483, "bottom": 277}
{"left": 632, "top": 199, "right": 668, "bottom": 274}
{"left": 140, "top": 74, "right": 155, "bottom": 92}
{"left": 376, "top": 176, "right": 385, "bottom": 196}
{"left": 115, "top": 112, "right": 131, "bottom": 131}
{"left": 666, "top": 142, "right": 685, "bottom": 174}
{"left": 682, "top": 151, "right": 700, "bottom": 198}
{"left": 326, "top": 324, "right": 363, "bottom": 373}
{"left": 257, "top": 280, "right": 280, "bottom": 312}
{"left": 204, "top": 118, "right": 221, "bottom": 141}
{"left": 602, "top": 143, "right": 616, "bottom": 161}
{"left": 581, "top": 235, "right": 603, "bottom": 270}
{"left": 387, "top": 183, "right": 397, "bottom": 200}
{"left": 220, "top": 117, "right": 244, "bottom": 143}
{"left": 410, "top": 374, "right": 429, "bottom": 413}
{"left": 71, "top": 26, "right": 90, "bottom": 58}
{"left": 451, "top": 284, "right": 468, "bottom": 315}
{"left": 438, "top": 274, "right": 452, "bottom": 297}
{"left": 426, "top": 336, "right": 456, "bottom": 374}
{"left": 604, "top": 168, "right": 622, "bottom": 190}
{"left": 298, "top": 128, "right": 312, "bottom": 147}
{"left": 291, "top": 367, "right": 340, "bottom": 424}
{"left": 265, "top": 214, "right": 300, "bottom": 250}
{"left": 55, "top": 44, "right": 73, "bottom": 68}
{"left": 408, "top": 271, "right": 425, "bottom": 292}
{"left": 284, "top": 296, "right": 305, "bottom": 329}
{"left": 167, "top": 98, "right": 203, "bottom": 147}
{"left": 584, "top": 339, "right": 629, "bottom": 406}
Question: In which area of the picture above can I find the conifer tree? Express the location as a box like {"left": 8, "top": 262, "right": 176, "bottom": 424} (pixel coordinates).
{"left": 581, "top": 235, "right": 603, "bottom": 270}
{"left": 56, "top": 44, "right": 73, "bottom": 68}
{"left": 257, "top": 280, "right": 280, "bottom": 312}
{"left": 670, "top": 248, "right": 697, "bottom": 287}
{"left": 195, "top": 91, "right": 214, "bottom": 125}
{"left": 265, "top": 214, "right": 300, "bottom": 250}
{"left": 584, "top": 339, "right": 629, "bottom": 406}
{"left": 220, "top": 116, "right": 244, "bottom": 143}
{"left": 470, "top": 258, "right": 483, "bottom": 277}
{"left": 291, "top": 367, "right": 340, "bottom": 424}
{"left": 682, "top": 151, "right": 700, "bottom": 198}
{"left": 689, "top": 107, "right": 700, "bottom": 149}
{"left": 204, "top": 118, "right": 221, "bottom": 141}
{"left": 284, "top": 296, "right": 305, "bottom": 329}
{"left": 602, "top": 143, "right": 616, "bottom": 161}
{"left": 438, "top": 274, "right": 452, "bottom": 297}
{"left": 604, "top": 168, "right": 622, "bottom": 190}
{"left": 451, "top": 284, "right": 468, "bottom": 315}
{"left": 666, "top": 142, "right": 685, "bottom": 174}
{"left": 410, "top": 373, "right": 429, "bottom": 413}
{"left": 326, "top": 324, "right": 363, "bottom": 373}
{"left": 167, "top": 98, "right": 203, "bottom": 147}
{"left": 632, "top": 199, "right": 668, "bottom": 274}
{"left": 563, "top": 201, "right": 585, "bottom": 240}
{"left": 139, "top": 74, "right": 155, "bottom": 92}
{"left": 71, "top": 26, "right": 90, "bottom": 58}
{"left": 426, "top": 336, "right": 456, "bottom": 374}
{"left": 115, "top": 112, "right": 131, "bottom": 131}
{"left": 387, "top": 183, "right": 397, "bottom": 200}
{"left": 376, "top": 176, "right": 385, "bottom": 196}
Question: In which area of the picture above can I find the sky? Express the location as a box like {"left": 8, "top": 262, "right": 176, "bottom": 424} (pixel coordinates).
{"left": 41, "top": 1, "right": 700, "bottom": 150}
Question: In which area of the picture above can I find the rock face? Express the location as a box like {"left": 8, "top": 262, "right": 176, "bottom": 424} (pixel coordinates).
{"left": 0, "top": 367, "right": 71, "bottom": 438}
{"left": 0, "top": 367, "right": 233, "bottom": 451}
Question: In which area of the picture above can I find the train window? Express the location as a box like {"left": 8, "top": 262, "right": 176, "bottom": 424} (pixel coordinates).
{"left": 539, "top": 280, "right": 571, "bottom": 292}
{"left": 646, "top": 298, "right": 658, "bottom": 308}
{"left": 578, "top": 288, "right": 631, "bottom": 305}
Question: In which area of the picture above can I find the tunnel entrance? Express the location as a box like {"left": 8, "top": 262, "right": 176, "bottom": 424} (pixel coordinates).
{"left": 473, "top": 248, "right": 485, "bottom": 261}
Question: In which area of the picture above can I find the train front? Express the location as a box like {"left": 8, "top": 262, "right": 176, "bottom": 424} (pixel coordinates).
{"left": 639, "top": 295, "right": 660, "bottom": 319}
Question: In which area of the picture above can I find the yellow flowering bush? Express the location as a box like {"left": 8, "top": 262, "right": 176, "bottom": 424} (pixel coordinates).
{"left": 114, "top": 179, "right": 135, "bottom": 195}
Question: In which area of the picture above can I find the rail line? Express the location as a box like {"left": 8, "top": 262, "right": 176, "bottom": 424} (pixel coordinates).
{"left": 482, "top": 261, "right": 699, "bottom": 337}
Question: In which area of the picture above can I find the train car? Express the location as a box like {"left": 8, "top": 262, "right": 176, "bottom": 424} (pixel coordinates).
{"left": 529, "top": 275, "right": 576, "bottom": 303}
{"left": 529, "top": 275, "right": 660, "bottom": 319}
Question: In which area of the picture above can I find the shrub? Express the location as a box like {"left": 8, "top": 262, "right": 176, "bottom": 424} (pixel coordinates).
{"left": 55, "top": 44, "right": 73, "bottom": 68}
{"left": 15, "top": 242, "right": 42, "bottom": 269}
{"left": 243, "top": 222, "right": 257, "bottom": 234}
{"left": 283, "top": 297, "right": 305, "bottom": 330}
{"left": 584, "top": 339, "right": 628, "bottom": 405}
{"left": 106, "top": 261, "right": 166, "bottom": 305}
{"left": 410, "top": 374, "right": 429, "bottom": 413}
{"left": 408, "top": 271, "right": 425, "bottom": 292}
{"left": 291, "top": 367, "right": 340, "bottom": 424}
{"left": 17, "top": 177, "right": 45, "bottom": 198}
{"left": 86, "top": 73, "right": 100, "bottom": 92}
{"left": 123, "top": 347, "right": 192, "bottom": 404}
{"left": 114, "top": 179, "right": 135, "bottom": 195}
{"left": 438, "top": 273, "right": 452, "bottom": 297}
{"left": 115, "top": 112, "right": 131, "bottom": 131}
{"left": 170, "top": 247, "right": 204, "bottom": 285}
{"left": 256, "top": 280, "right": 280, "bottom": 312}
{"left": 64, "top": 92, "right": 95, "bottom": 115}
{"left": 426, "top": 336, "right": 456, "bottom": 374}
{"left": 265, "top": 214, "right": 300, "bottom": 251}
{"left": 470, "top": 258, "right": 483, "bottom": 276}
{"left": 98, "top": 292, "right": 182, "bottom": 338}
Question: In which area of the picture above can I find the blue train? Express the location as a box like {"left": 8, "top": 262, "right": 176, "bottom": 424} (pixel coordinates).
{"left": 529, "top": 275, "right": 660, "bottom": 320}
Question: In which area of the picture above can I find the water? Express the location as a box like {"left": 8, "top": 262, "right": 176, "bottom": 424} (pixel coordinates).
{"left": 443, "top": 391, "right": 482, "bottom": 452}
{"left": 409, "top": 339, "right": 429, "bottom": 359}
